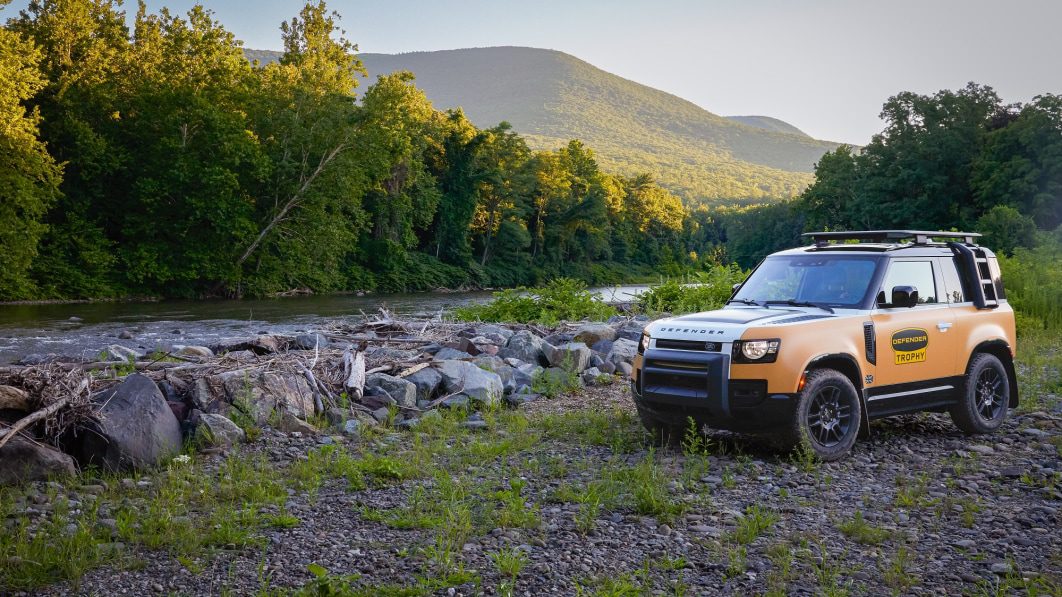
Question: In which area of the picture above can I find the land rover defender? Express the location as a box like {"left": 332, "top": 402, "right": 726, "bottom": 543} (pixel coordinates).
{"left": 631, "top": 230, "right": 1018, "bottom": 460}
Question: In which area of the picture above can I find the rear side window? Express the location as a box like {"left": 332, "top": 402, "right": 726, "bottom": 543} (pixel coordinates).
{"left": 881, "top": 261, "right": 938, "bottom": 304}
{"left": 939, "top": 258, "right": 966, "bottom": 303}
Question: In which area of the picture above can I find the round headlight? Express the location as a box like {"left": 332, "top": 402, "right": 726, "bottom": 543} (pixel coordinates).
{"left": 640, "top": 333, "right": 651, "bottom": 352}
{"left": 741, "top": 340, "right": 770, "bottom": 360}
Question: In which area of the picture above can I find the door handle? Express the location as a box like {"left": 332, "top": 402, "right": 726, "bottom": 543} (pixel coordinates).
{"left": 937, "top": 322, "right": 952, "bottom": 332}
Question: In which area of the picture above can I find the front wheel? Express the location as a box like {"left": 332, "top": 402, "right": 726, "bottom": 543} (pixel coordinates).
{"left": 635, "top": 403, "right": 687, "bottom": 444}
{"left": 783, "top": 369, "right": 862, "bottom": 461}
{"left": 950, "top": 353, "right": 1010, "bottom": 434}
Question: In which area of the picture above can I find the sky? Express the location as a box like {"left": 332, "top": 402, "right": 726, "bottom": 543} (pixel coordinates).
{"left": 5, "top": 0, "right": 1061, "bottom": 144}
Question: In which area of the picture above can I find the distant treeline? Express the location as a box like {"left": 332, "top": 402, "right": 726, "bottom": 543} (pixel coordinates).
{"left": 1, "top": 1, "right": 1059, "bottom": 302}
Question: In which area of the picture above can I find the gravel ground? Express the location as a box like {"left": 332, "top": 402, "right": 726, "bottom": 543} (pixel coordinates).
{"left": 9, "top": 384, "right": 1062, "bottom": 596}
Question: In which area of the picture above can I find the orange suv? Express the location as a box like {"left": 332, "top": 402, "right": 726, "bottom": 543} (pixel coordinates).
{"left": 631, "top": 230, "right": 1017, "bottom": 460}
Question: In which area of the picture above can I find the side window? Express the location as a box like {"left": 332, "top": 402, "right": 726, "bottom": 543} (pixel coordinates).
{"left": 881, "top": 261, "right": 937, "bottom": 304}
{"left": 939, "top": 258, "right": 966, "bottom": 303}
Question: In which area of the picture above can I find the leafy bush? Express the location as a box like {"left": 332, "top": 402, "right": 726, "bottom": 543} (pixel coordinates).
{"left": 637, "top": 264, "right": 747, "bottom": 314}
{"left": 453, "top": 278, "right": 616, "bottom": 324}
{"left": 998, "top": 230, "right": 1062, "bottom": 330}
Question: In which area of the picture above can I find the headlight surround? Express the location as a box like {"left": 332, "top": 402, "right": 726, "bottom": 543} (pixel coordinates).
{"left": 733, "top": 339, "right": 780, "bottom": 363}
{"left": 640, "top": 332, "right": 651, "bottom": 354}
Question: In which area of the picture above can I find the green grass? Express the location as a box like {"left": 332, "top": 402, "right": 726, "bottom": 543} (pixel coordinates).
{"left": 837, "top": 511, "right": 892, "bottom": 545}
{"left": 729, "top": 504, "right": 779, "bottom": 545}
{"left": 453, "top": 278, "right": 617, "bottom": 325}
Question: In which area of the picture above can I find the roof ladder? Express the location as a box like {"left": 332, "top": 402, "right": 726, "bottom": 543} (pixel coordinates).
{"left": 948, "top": 242, "right": 998, "bottom": 309}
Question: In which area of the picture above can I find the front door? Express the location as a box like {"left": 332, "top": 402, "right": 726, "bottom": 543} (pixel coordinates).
{"left": 867, "top": 259, "right": 957, "bottom": 416}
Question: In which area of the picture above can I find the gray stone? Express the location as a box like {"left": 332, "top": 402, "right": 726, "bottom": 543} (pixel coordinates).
{"left": 574, "top": 323, "right": 617, "bottom": 346}
{"left": 361, "top": 393, "right": 396, "bottom": 410}
{"left": 294, "top": 333, "right": 328, "bottom": 350}
{"left": 191, "top": 368, "right": 315, "bottom": 424}
{"left": 616, "top": 320, "right": 648, "bottom": 341}
{"left": 590, "top": 339, "right": 614, "bottom": 355}
{"left": 589, "top": 354, "right": 605, "bottom": 368}
{"left": 324, "top": 407, "right": 349, "bottom": 428}
{"left": 459, "top": 324, "right": 514, "bottom": 342}
{"left": 118, "top": 330, "right": 135, "bottom": 340}
{"left": 599, "top": 361, "right": 617, "bottom": 375}
{"left": 504, "top": 366, "right": 535, "bottom": 396}
{"left": 100, "top": 344, "right": 140, "bottom": 363}
{"left": 372, "top": 407, "right": 391, "bottom": 423}
{"left": 546, "top": 342, "right": 592, "bottom": 372}
{"left": 342, "top": 419, "right": 361, "bottom": 436}
{"left": 582, "top": 367, "right": 603, "bottom": 385}
{"left": 77, "top": 374, "right": 183, "bottom": 471}
{"left": 440, "top": 395, "right": 470, "bottom": 409}
{"left": 472, "top": 355, "right": 507, "bottom": 372}
{"left": 365, "top": 373, "right": 417, "bottom": 408}
{"left": 504, "top": 392, "right": 541, "bottom": 406}
{"left": 176, "top": 345, "right": 214, "bottom": 358}
{"left": 499, "top": 331, "right": 549, "bottom": 366}
{"left": 276, "top": 412, "right": 317, "bottom": 435}
{"left": 616, "top": 362, "right": 634, "bottom": 377}
{"left": 462, "top": 419, "right": 489, "bottom": 431}
{"left": 433, "top": 347, "right": 475, "bottom": 361}
{"left": 195, "top": 413, "right": 245, "bottom": 447}
{"left": 403, "top": 367, "right": 443, "bottom": 401}
{"left": 0, "top": 436, "right": 77, "bottom": 485}
{"left": 606, "top": 338, "right": 639, "bottom": 365}
{"left": 434, "top": 360, "right": 504, "bottom": 407}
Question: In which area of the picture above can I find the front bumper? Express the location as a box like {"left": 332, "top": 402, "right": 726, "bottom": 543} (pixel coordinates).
{"left": 632, "top": 347, "right": 797, "bottom": 433}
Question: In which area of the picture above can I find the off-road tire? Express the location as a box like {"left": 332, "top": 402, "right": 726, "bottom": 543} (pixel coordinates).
{"left": 635, "top": 403, "right": 687, "bottom": 444}
{"left": 783, "top": 368, "right": 862, "bottom": 461}
{"left": 950, "top": 353, "right": 1010, "bottom": 434}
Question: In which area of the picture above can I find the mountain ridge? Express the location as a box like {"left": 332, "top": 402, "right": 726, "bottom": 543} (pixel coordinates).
{"left": 246, "top": 46, "right": 839, "bottom": 200}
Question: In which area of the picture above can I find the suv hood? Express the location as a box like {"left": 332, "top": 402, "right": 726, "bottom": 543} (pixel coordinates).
{"left": 646, "top": 307, "right": 835, "bottom": 343}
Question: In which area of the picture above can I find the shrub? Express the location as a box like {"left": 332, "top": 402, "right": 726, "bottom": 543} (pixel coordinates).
{"left": 997, "top": 231, "right": 1062, "bottom": 330}
{"left": 453, "top": 278, "right": 617, "bottom": 324}
{"left": 637, "top": 264, "right": 747, "bottom": 314}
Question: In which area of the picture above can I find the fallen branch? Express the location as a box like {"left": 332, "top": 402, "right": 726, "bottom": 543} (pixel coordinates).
{"left": 0, "top": 397, "right": 71, "bottom": 450}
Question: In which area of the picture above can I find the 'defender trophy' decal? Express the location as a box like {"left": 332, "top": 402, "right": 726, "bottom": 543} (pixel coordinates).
{"left": 891, "top": 328, "right": 928, "bottom": 365}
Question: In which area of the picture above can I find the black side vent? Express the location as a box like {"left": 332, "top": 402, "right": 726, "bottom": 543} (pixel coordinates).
{"left": 863, "top": 322, "right": 876, "bottom": 365}
{"left": 654, "top": 339, "right": 722, "bottom": 352}
{"left": 772, "top": 314, "right": 834, "bottom": 325}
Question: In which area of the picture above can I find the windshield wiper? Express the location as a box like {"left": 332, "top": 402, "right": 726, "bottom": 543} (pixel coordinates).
{"left": 726, "top": 298, "right": 763, "bottom": 307}
{"left": 764, "top": 300, "right": 835, "bottom": 314}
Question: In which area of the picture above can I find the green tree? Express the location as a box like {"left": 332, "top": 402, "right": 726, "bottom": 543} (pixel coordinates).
{"left": 976, "top": 205, "right": 1037, "bottom": 255}
{"left": 0, "top": 14, "right": 62, "bottom": 298}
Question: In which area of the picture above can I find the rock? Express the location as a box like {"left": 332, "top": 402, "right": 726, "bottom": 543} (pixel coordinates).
{"left": 616, "top": 320, "right": 648, "bottom": 341}
{"left": 191, "top": 369, "right": 315, "bottom": 424}
{"left": 118, "top": 330, "right": 135, "bottom": 340}
{"left": 195, "top": 413, "right": 245, "bottom": 447}
{"left": 342, "top": 419, "right": 362, "bottom": 436}
{"left": 582, "top": 367, "right": 603, "bottom": 385}
{"left": 599, "top": 361, "right": 617, "bottom": 375}
{"left": 361, "top": 393, "right": 396, "bottom": 410}
{"left": 276, "top": 412, "right": 317, "bottom": 435}
{"left": 294, "top": 333, "right": 328, "bottom": 350}
{"left": 365, "top": 373, "right": 417, "bottom": 408}
{"left": 176, "top": 345, "right": 213, "bottom": 358}
{"left": 403, "top": 366, "right": 443, "bottom": 402}
{"left": 0, "top": 436, "right": 77, "bottom": 485}
{"left": 17, "top": 353, "right": 59, "bottom": 366}
{"left": 990, "top": 562, "right": 1013, "bottom": 575}
{"left": 589, "top": 353, "right": 605, "bottom": 368}
{"left": 472, "top": 355, "right": 508, "bottom": 372}
{"left": 371, "top": 407, "right": 391, "bottom": 423}
{"left": 459, "top": 325, "right": 514, "bottom": 342}
{"left": 591, "top": 338, "right": 615, "bottom": 355}
{"left": 616, "top": 362, "right": 634, "bottom": 377}
{"left": 433, "top": 347, "right": 474, "bottom": 361}
{"left": 969, "top": 445, "right": 995, "bottom": 455}
{"left": 504, "top": 392, "right": 541, "bottom": 406}
{"left": 545, "top": 342, "right": 592, "bottom": 372}
{"left": 211, "top": 335, "right": 283, "bottom": 356}
{"left": 504, "top": 366, "right": 535, "bottom": 396}
{"left": 606, "top": 338, "right": 639, "bottom": 366}
{"left": 499, "top": 331, "right": 549, "bottom": 367}
{"left": 100, "top": 344, "right": 139, "bottom": 363}
{"left": 574, "top": 324, "right": 617, "bottom": 346}
{"left": 462, "top": 419, "right": 489, "bottom": 431}
{"left": 324, "top": 407, "right": 349, "bottom": 428}
{"left": 441, "top": 395, "right": 470, "bottom": 409}
{"left": 0, "top": 385, "right": 31, "bottom": 411}
{"left": 434, "top": 360, "right": 504, "bottom": 407}
{"left": 77, "top": 374, "right": 183, "bottom": 471}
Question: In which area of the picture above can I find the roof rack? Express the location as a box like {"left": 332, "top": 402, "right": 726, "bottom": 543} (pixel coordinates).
{"left": 802, "top": 230, "right": 981, "bottom": 247}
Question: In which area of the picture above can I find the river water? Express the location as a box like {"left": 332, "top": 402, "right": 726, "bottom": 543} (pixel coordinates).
{"left": 0, "top": 285, "right": 651, "bottom": 364}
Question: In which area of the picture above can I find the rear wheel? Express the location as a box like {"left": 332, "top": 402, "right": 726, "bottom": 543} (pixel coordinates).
{"left": 783, "top": 369, "right": 862, "bottom": 461}
{"left": 950, "top": 353, "right": 1010, "bottom": 434}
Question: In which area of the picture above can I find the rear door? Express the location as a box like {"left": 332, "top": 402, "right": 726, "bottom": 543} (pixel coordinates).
{"left": 867, "top": 259, "right": 957, "bottom": 416}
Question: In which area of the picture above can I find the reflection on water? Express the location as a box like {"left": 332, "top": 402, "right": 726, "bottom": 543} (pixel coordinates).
{"left": 0, "top": 285, "right": 649, "bottom": 364}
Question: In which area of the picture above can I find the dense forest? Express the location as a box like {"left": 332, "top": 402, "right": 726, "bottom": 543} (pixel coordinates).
{"left": 1, "top": 1, "right": 1059, "bottom": 304}
{"left": 0, "top": 0, "right": 716, "bottom": 300}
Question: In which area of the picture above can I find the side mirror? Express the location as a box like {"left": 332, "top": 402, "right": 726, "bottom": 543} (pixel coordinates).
{"left": 891, "top": 285, "right": 919, "bottom": 308}
{"left": 731, "top": 283, "right": 741, "bottom": 293}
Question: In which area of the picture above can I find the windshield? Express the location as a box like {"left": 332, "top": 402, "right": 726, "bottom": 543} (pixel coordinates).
{"left": 732, "top": 255, "right": 882, "bottom": 308}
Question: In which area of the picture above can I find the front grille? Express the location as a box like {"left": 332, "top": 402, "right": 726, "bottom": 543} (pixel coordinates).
{"left": 654, "top": 339, "right": 722, "bottom": 352}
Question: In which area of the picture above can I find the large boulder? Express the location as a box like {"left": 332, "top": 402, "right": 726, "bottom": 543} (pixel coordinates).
{"left": 403, "top": 367, "right": 443, "bottom": 402}
{"left": 78, "top": 374, "right": 183, "bottom": 471}
{"left": 0, "top": 385, "right": 31, "bottom": 411}
{"left": 458, "top": 324, "right": 514, "bottom": 343}
{"left": 574, "top": 324, "right": 617, "bottom": 346}
{"left": 607, "top": 338, "right": 639, "bottom": 366}
{"left": 0, "top": 436, "right": 77, "bottom": 485}
{"left": 499, "top": 331, "right": 549, "bottom": 366}
{"left": 616, "top": 319, "right": 649, "bottom": 341}
{"left": 366, "top": 373, "right": 417, "bottom": 408}
{"left": 433, "top": 360, "right": 504, "bottom": 407}
{"left": 100, "top": 344, "right": 139, "bottom": 363}
{"left": 194, "top": 413, "right": 245, "bottom": 447}
{"left": 433, "top": 347, "right": 474, "bottom": 361}
{"left": 191, "top": 369, "right": 315, "bottom": 424}
{"left": 294, "top": 333, "right": 328, "bottom": 350}
{"left": 545, "top": 342, "right": 592, "bottom": 372}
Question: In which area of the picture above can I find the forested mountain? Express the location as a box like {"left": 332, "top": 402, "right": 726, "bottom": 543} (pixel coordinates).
{"left": 724, "top": 115, "right": 810, "bottom": 137}
{"left": 247, "top": 47, "right": 839, "bottom": 200}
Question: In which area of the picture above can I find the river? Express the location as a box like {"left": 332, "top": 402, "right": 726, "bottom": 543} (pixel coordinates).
{"left": 0, "top": 285, "right": 651, "bottom": 364}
